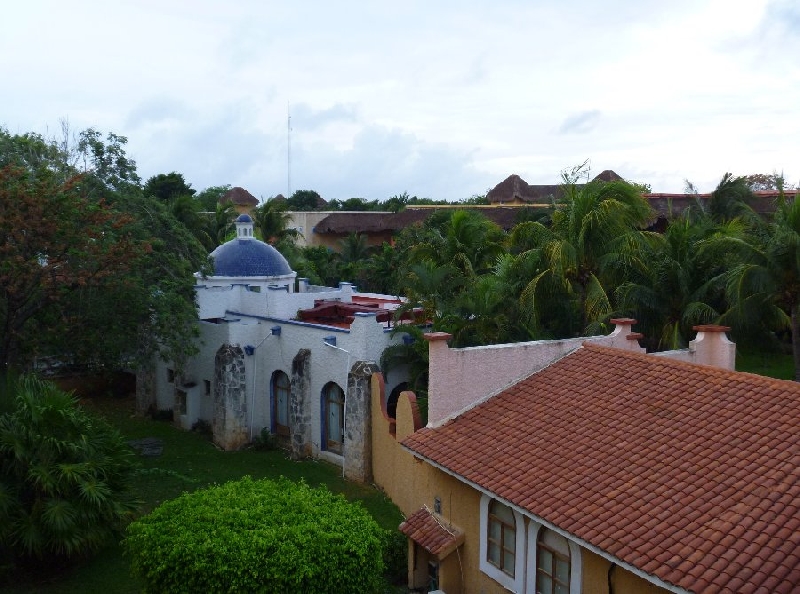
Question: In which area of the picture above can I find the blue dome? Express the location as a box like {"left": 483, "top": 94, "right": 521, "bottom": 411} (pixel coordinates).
{"left": 236, "top": 214, "right": 253, "bottom": 223}
{"left": 211, "top": 239, "right": 293, "bottom": 277}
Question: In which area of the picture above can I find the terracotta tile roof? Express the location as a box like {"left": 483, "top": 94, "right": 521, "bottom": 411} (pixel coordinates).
{"left": 402, "top": 343, "right": 800, "bottom": 594}
{"left": 399, "top": 507, "right": 465, "bottom": 559}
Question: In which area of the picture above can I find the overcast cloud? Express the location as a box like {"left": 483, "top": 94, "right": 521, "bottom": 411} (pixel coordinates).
{"left": 2, "top": 0, "right": 798, "bottom": 201}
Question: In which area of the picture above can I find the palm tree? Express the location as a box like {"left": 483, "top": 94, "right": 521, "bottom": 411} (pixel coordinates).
{"left": 615, "top": 215, "right": 731, "bottom": 350}
{"left": 253, "top": 199, "right": 300, "bottom": 245}
{"left": 411, "top": 210, "right": 505, "bottom": 278}
{"left": 717, "top": 193, "right": 800, "bottom": 380}
{"left": 203, "top": 202, "right": 236, "bottom": 250}
{"left": 517, "top": 174, "right": 653, "bottom": 335}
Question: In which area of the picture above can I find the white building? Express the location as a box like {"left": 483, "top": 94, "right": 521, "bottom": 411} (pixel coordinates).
{"left": 137, "top": 214, "right": 408, "bottom": 481}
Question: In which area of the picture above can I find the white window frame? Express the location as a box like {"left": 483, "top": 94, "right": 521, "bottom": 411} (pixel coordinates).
{"left": 479, "top": 494, "right": 525, "bottom": 592}
{"left": 526, "top": 521, "right": 582, "bottom": 594}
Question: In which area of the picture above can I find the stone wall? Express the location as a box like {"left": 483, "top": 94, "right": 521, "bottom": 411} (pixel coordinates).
{"left": 343, "top": 360, "right": 380, "bottom": 482}
{"left": 290, "top": 348, "right": 312, "bottom": 459}
{"left": 212, "top": 344, "right": 248, "bottom": 450}
{"left": 135, "top": 365, "right": 156, "bottom": 415}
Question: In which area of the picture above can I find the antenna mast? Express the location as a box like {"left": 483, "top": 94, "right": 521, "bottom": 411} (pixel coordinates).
{"left": 287, "top": 102, "right": 292, "bottom": 198}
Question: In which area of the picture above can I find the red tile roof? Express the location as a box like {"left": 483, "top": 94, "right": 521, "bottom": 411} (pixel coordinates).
{"left": 402, "top": 343, "right": 800, "bottom": 594}
{"left": 399, "top": 507, "right": 465, "bottom": 558}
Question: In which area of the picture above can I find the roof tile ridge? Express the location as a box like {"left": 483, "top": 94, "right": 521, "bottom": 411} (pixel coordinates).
{"left": 583, "top": 342, "right": 800, "bottom": 391}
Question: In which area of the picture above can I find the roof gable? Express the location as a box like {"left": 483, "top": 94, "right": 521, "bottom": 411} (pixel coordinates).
{"left": 402, "top": 344, "right": 800, "bottom": 594}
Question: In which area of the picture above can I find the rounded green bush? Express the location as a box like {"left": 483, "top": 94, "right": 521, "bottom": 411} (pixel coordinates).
{"left": 123, "top": 476, "right": 385, "bottom": 593}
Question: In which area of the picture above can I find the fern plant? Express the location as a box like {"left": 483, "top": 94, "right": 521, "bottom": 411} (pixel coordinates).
{"left": 0, "top": 376, "right": 139, "bottom": 574}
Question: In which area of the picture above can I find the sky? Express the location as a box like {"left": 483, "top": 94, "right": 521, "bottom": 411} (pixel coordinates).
{"left": 2, "top": 0, "right": 799, "bottom": 202}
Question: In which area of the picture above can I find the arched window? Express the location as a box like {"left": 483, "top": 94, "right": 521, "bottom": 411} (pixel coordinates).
{"left": 536, "top": 528, "right": 571, "bottom": 594}
{"left": 487, "top": 500, "right": 516, "bottom": 577}
{"left": 271, "top": 371, "right": 290, "bottom": 436}
{"left": 323, "top": 382, "right": 345, "bottom": 453}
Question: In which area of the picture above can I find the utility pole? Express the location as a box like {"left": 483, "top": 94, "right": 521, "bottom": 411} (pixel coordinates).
{"left": 287, "top": 102, "right": 292, "bottom": 198}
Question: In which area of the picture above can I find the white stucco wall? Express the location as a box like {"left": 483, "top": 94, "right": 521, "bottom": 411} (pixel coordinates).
{"left": 153, "top": 309, "right": 403, "bottom": 455}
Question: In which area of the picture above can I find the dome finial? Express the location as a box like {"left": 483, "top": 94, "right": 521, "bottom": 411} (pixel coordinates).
{"left": 235, "top": 214, "right": 255, "bottom": 240}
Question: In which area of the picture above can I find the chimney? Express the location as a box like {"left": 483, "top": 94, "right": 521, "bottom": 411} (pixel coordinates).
{"left": 423, "top": 332, "right": 454, "bottom": 427}
{"left": 690, "top": 325, "right": 735, "bottom": 370}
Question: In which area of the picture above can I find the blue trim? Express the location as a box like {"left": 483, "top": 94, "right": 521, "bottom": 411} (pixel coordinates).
{"left": 320, "top": 385, "right": 328, "bottom": 452}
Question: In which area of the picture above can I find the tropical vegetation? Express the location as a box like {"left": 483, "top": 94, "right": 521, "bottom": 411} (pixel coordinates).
{"left": 0, "top": 376, "right": 138, "bottom": 577}
{"left": 124, "top": 476, "right": 386, "bottom": 593}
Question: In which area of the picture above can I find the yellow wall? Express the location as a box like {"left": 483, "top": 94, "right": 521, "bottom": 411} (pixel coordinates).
{"left": 370, "top": 373, "right": 673, "bottom": 594}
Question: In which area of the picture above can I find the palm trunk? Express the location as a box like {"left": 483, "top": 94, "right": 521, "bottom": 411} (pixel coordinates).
{"left": 792, "top": 302, "right": 800, "bottom": 382}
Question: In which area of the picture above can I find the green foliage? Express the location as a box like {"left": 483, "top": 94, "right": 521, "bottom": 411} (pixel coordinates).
{"left": 0, "top": 127, "right": 206, "bottom": 372}
{"left": 0, "top": 376, "right": 138, "bottom": 574}
{"left": 252, "top": 199, "right": 300, "bottom": 245}
{"left": 250, "top": 427, "right": 278, "bottom": 451}
{"left": 286, "top": 189, "right": 323, "bottom": 211}
{"left": 194, "top": 185, "right": 232, "bottom": 212}
{"left": 123, "top": 476, "right": 385, "bottom": 594}
{"left": 143, "top": 172, "right": 195, "bottom": 202}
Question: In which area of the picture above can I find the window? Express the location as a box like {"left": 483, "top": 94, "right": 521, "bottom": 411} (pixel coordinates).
{"left": 272, "top": 371, "right": 290, "bottom": 436}
{"left": 167, "top": 368, "right": 175, "bottom": 383}
{"left": 176, "top": 390, "right": 187, "bottom": 415}
{"left": 479, "top": 495, "right": 524, "bottom": 591}
{"left": 323, "top": 382, "right": 345, "bottom": 453}
{"left": 488, "top": 500, "right": 516, "bottom": 576}
{"left": 536, "top": 529, "right": 570, "bottom": 594}
{"left": 526, "top": 522, "right": 582, "bottom": 594}
{"left": 204, "top": 380, "right": 211, "bottom": 397}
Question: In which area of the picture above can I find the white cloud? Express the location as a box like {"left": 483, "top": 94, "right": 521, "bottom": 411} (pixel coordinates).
{"left": 1, "top": 0, "right": 797, "bottom": 197}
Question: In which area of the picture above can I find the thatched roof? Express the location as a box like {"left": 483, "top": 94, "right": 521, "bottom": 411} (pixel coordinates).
{"left": 487, "top": 174, "right": 561, "bottom": 204}
{"left": 314, "top": 207, "right": 532, "bottom": 235}
{"left": 220, "top": 187, "right": 259, "bottom": 206}
{"left": 592, "top": 169, "right": 624, "bottom": 183}
{"left": 487, "top": 171, "right": 625, "bottom": 204}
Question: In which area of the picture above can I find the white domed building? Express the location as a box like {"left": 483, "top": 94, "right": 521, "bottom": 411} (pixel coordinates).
{"left": 140, "top": 214, "right": 408, "bottom": 481}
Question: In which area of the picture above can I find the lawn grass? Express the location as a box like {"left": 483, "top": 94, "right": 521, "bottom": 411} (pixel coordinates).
{"left": 3, "top": 391, "right": 405, "bottom": 594}
{"left": 736, "top": 350, "right": 795, "bottom": 380}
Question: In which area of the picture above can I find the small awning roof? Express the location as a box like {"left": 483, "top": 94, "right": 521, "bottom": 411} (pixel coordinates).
{"left": 399, "top": 507, "right": 465, "bottom": 559}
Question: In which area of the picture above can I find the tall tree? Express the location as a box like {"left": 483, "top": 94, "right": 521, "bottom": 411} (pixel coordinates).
{"left": 252, "top": 199, "right": 300, "bottom": 245}
{"left": 286, "top": 189, "right": 323, "bottom": 211}
{"left": 718, "top": 193, "right": 800, "bottom": 380}
{"left": 0, "top": 128, "right": 207, "bottom": 372}
{"left": 195, "top": 184, "right": 232, "bottom": 212}
{"left": 614, "top": 215, "right": 731, "bottom": 350}
{"left": 518, "top": 168, "right": 653, "bottom": 335}
{"left": 143, "top": 172, "right": 195, "bottom": 202}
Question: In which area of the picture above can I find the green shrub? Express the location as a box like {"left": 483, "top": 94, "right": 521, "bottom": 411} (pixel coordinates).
{"left": 123, "top": 476, "right": 385, "bottom": 593}
{"left": 0, "top": 376, "right": 139, "bottom": 574}
{"left": 250, "top": 426, "right": 278, "bottom": 451}
{"left": 382, "top": 528, "right": 408, "bottom": 585}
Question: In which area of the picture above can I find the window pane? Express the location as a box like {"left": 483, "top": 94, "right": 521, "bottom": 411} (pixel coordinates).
{"left": 503, "top": 551, "right": 515, "bottom": 575}
{"left": 556, "top": 558, "right": 570, "bottom": 583}
{"left": 489, "top": 519, "right": 500, "bottom": 540}
{"left": 538, "top": 548, "right": 553, "bottom": 571}
{"left": 555, "top": 583, "right": 569, "bottom": 594}
{"left": 537, "top": 573, "right": 553, "bottom": 594}
{"left": 503, "top": 526, "right": 515, "bottom": 549}
{"left": 492, "top": 501, "right": 514, "bottom": 523}
{"left": 488, "top": 542, "right": 500, "bottom": 565}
